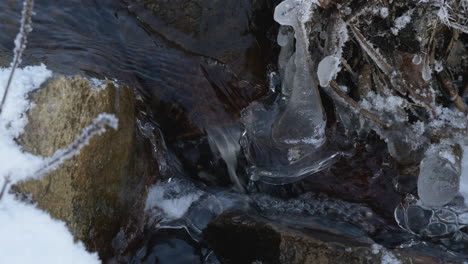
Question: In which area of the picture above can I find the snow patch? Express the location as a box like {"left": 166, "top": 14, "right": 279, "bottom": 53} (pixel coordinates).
{"left": 0, "top": 194, "right": 100, "bottom": 264}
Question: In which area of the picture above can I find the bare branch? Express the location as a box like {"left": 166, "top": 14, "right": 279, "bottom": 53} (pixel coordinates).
{"left": 348, "top": 24, "right": 393, "bottom": 75}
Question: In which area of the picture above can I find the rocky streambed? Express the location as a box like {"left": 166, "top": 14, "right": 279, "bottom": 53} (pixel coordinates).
{"left": 1, "top": 0, "right": 467, "bottom": 263}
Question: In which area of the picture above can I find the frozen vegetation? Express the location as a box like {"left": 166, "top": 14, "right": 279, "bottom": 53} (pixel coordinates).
{"left": 267, "top": 0, "right": 468, "bottom": 240}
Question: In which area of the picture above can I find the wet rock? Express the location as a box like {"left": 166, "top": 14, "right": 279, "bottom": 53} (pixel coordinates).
{"left": 204, "top": 211, "right": 443, "bottom": 264}
{"left": 126, "top": 0, "right": 274, "bottom": 83}
{"left": 123, "top": 0, "right": 279, "bottom": 186}
{"left": 12, "top": 76, "right": 158, "bottom": 259}
{"left": 125, "top": 0, "right": 277, "bottom": 138}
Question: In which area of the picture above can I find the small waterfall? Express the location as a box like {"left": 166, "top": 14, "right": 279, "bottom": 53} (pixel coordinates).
{"left": 207, "top": 126, "right": 244, "bottom": 192}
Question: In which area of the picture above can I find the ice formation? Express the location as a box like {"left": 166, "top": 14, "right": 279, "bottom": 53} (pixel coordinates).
{"left": 460, "top": 146, "right": 468, "bottom": 203}
{"left": 417, "top": 143, "right": 461, "bottom": 207}
{"left": 317, "top": 56, "right": 341, "bottom": 87}
{"left": 272, "top": 0, "right": 326, "bottom": 148}
{"left": 238, "top": 0, "right": 333, "bottom": 183}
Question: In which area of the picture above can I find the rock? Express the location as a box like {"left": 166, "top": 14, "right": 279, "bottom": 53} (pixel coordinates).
{"left": 204, "top": 211, "right": 442, "bottom": 264}
{"left": 12, "top": 76, "right": 158, "bottom": 260}
{"left": 126, "top": 0, "right": 273, "bottom": 83}
{"left": 126, "top": 0, "right": 276, "bottom": 137}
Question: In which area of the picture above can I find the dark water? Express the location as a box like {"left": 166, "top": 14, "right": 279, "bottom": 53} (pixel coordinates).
{"left": 1, "top": 0, "right": 467, "bottom": 263}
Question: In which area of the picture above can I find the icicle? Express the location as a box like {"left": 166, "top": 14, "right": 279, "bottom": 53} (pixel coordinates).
{"left": 272, "top": 0, "right": 326, "bottom": 148}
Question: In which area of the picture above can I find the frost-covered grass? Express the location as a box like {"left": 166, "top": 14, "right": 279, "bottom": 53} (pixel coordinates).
{"left": 0, "top": 65, "right": 100, "bottom": 263}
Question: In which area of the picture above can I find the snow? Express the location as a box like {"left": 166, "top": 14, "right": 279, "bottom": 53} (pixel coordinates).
{"left": 391, "top": 10, "right": 413, "bottom": 35}
{"left": 0, "top": 64, "right": 101, "bottom": 263}
{"left": 360, "top": 91, "right": 406, "bottom": 118}
{"left": 380, "top": 8, "right": 389, "bottom": 18}
{"left": 430, "top": 106, "right": 467, "bottom": 130}
{"left": 381, "top": 251, "right": 402, "bottom": 264}
{"left": 0, "top": 64, "right": 51, "bottom": 139}
{"left": 434, "top": 60, "right": 443, "bottom": 73}
{"left": 372, "top": 244, "right": 383, "bottom": 254}
{"left": 0, "top": 194, "right": 100, "bottom": 264}
{"left": 371, "top": 244, "right": 402, "bottom": 264}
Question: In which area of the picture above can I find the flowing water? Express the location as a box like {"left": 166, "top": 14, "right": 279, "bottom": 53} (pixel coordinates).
{"left": 1, "top": 0, "right": 468, "bottom": 263}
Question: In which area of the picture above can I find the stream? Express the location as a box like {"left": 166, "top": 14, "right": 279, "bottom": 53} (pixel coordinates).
{"left": 1, "top": 0, "right": 468, "bottom": 263}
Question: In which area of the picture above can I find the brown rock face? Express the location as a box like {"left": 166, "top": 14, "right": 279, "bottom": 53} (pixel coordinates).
{"left": 13, "top": 76, "right": 157, "bottom": 259}
{"left": 204, "top": 211, "right": 442, "bottom": 264}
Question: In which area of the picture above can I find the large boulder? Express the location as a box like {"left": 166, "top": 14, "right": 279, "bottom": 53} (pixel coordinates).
{"left": 12, "top": 75, "right": 158, "bottom": 259}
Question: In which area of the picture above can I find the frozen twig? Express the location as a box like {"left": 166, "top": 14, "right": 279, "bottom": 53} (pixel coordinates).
{"left": 33, "top": 113, "right": 118, "bottom": 179}
{"left": 0, "top": 176, "right": 11, "bottom": 201}
{"left": 438, "top": 0, "right": 468, "bottom": 34}
{"left": 0, "top": 0, "right": 35, "bottom": 116}
{"left": 438, "top": 72, "right": 468, "bottom": 113}
{"left": 348, "top": 24, "right": 393, "bottom": 75}
{"left": 330, "top": 81, "right": 390, "bottom": 128}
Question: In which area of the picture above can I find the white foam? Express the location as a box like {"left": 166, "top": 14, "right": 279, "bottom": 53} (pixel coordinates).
{"left": 145, "top": 181, "right": 202, "bottom": 220}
